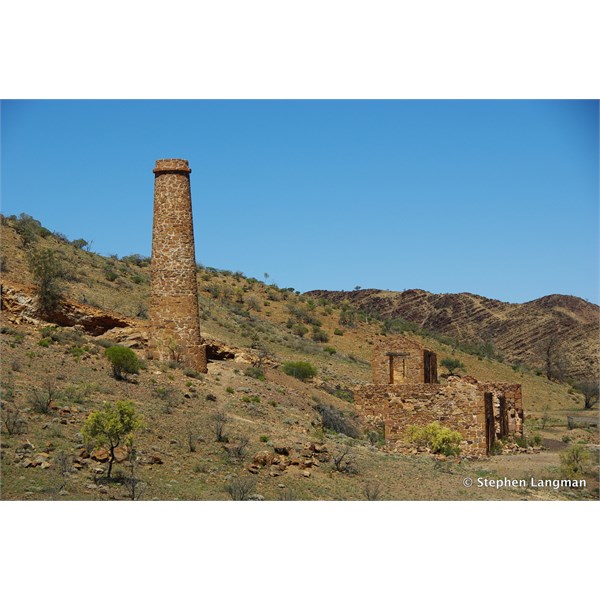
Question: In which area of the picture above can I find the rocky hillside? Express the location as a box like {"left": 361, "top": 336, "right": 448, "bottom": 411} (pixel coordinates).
{"left": 305, "top": 288, "right": 599, "bottom": 383}
{"left": 1, "top": 213, "right": 598, "bottom": 501}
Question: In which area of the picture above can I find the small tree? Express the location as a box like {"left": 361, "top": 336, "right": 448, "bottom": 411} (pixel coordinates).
{"left": 560, "top": 445, "right": 593, "bottom": 479}
{"left": 105, "top": 346, "right": 140, "bottom": 380}
{"left": 81, "top": 400, "right": 141, "bottom": 478}
{"left": 70, "top": 238, "right": 89, "bottom": 250}
{"left": 211, "top": 410, "right": 229, "bottom": 442}
{"left": 575, "top": 381, "right": 599, "bottom": 410}
{"left": 28, "top": 248, "right": 65, "bottom": 312}
{"left": 440, "top": 357, "right": 465, "bottom": 376}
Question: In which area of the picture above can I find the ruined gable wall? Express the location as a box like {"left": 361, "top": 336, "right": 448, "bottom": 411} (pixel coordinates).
{"left": 372, "top": 337, "right": 427, "bottom": 384}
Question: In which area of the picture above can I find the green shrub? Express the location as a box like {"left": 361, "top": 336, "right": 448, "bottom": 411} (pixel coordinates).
{"left": 104, "top": 346, "right": 140, "bottom": 380}
{"left": 242, "top": 395, "right": 260, "bottom": 404}
{"left": 405, "top": 422, "right": 463, "bottom": 456}
{"left": 70, "top": 238, "right": 89, "bottom": 250}
{"left": 490, "top": 440, "right": 504, "bottom": 455}
{"left": 14, "top": 213, "right": 50, "bottom": 246}
{"left": 333, "top": 328, "right": 344, "bottom": 336}
{"left": 514, "top": 436, "right": 528, "bottom": 448}
{"left": 440, "top": 357, "right": 465, "bottom": 376}
{"left": 259, "top": 434, "right": 270, "bottom": 443}
{"left": 282, "top": 361, "right": 317, "bottom": 381}
{"left": 226, "top": 386, "right": 235, "bottom": 394}
{"left": 103, "top": 264, "right": 119, "bottom": 281}
{"left": 291, "top": 323, "right": 308, "bottom": 338}
{"left": 69, "top": 345, "right": 87, "bottom": 360}
{"left": 244, "top": 366, "right": 265, "bottom": 381}
{"left": 323, "top": 346, "right": 337, "bottom": 355}
{"left": 312, "top": 328, "right": 329, "bottom": 343}
{"left": 183, "top": 368, "right": 202, "bottom": 379}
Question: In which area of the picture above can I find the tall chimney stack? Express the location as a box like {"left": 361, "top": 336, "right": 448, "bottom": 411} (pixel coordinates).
{"left": 148, "top": 158, "right": 207, "bottom": 372}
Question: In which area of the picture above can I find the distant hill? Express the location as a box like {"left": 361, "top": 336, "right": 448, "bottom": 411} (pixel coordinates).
{"left": 305, "top": 288, "right": 599, "bottom": 383}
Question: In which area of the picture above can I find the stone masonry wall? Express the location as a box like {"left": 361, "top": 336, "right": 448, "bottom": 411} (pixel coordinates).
{"left": 477, "top": 381, "right": 524, "bottom": 437}
{"left": 355, "top": 378, "right": 524, "bottom": 457}
{"left": 372, "top": 337, "right": 435, "bottom": 384}
{"left": 148, "top": 158, "right": 207, "bottom": 372}
{"left": 355, "top": 379, "right": 488, "bottom": 455}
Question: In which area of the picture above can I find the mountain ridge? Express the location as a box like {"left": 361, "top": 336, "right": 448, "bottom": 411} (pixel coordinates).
{"left": 305, "top": 287, "right": 599, "bottom": 382}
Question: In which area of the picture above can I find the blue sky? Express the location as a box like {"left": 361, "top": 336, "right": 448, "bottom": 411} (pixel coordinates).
{"left": 1, "top": 100, "right": 598, "bottom": 303}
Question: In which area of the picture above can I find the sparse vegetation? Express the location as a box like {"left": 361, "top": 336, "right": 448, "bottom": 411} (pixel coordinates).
{"left": 2, "top": 407, "right": 27, "bottom": 435}
{"left": 227, "top": 436, "right": 250, "bottom": 460}
{"left": 560, "top": 445, "right": 593, "bottom": 479}
{"left": 211, "top": 410, "right": 229, "bottom": 442}
{"left": 226, "top": 476, "right": 256, "bottom": 501}
{"left": 29, "top": 378, "right": 61, "bottom": 414}
{"left": 314, "top": 403, "right": 360, "bottom": 438}
{"left": 364, "top": 480, "right": 383, "bottom": 500}
{"left": 332, "top": 445, "right": 357, "bottom": 473}
{"left": 244, "top": 366, "right": 265, "bottom": 380}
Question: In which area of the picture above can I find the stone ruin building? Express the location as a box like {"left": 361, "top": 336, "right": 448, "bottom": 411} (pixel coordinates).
{"left": 355, "top": 336, "right": 524, "bottom": 456}
{"left": 147, "top": 158, "right": 207, "bottom": 373}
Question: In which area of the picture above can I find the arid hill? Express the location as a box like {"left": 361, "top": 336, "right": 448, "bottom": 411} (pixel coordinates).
{"left": 305, "top": 288, "right": 600, "bottom": 383}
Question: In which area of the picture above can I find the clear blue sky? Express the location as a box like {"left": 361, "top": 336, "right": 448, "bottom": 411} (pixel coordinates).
{"left": 1, "top": 100, "right": 598, "bottom": 303}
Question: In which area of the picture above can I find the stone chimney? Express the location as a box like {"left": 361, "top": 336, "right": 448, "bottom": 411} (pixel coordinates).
{"left": 148, "top": 158, "right": 207, "bottom": 372}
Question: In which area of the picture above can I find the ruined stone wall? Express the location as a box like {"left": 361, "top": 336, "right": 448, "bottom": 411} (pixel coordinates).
{"left": 148, "top": 158, "right": 207, "bottom": 372}
{"left": 477, "top": 381, "right": 524, "bottom": 437}
{"left": 355, "top": 377, "right": 524, "bottom": 456}
{"left": 372, "top": 336, "right": 436, "bottom": 384}
{"left": 356, "top": 379, "right": 488, "bottom": 455}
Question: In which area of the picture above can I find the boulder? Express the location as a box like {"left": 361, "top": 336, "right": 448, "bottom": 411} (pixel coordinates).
{"left": 91, "top": 448, "right": 110, "bottom": 462}
{"left": 113, "top": 446, "right": 129, "bottom": 463}
{"left": 253, "top": 451, "right": 274, "bottom": 466}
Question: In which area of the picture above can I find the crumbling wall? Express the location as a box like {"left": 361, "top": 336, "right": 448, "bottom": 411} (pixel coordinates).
{"left": 371, "top": 337, "right": 437, "bottom": 384}
{"left": 355, "top": 376, "right": 524, "bottom": 456}
{"left": 356, "top": 379, "right": 488, "bottom": 455}
{"left": 477, "top": 381, "right": 524, "bottom": 438}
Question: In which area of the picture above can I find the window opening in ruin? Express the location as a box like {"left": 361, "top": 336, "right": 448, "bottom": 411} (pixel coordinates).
{"left": 498, "top": 395, "right": 508, "bottom": 438}
{"left": 387, "top": 352, "right": 409, "bottom": 384}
